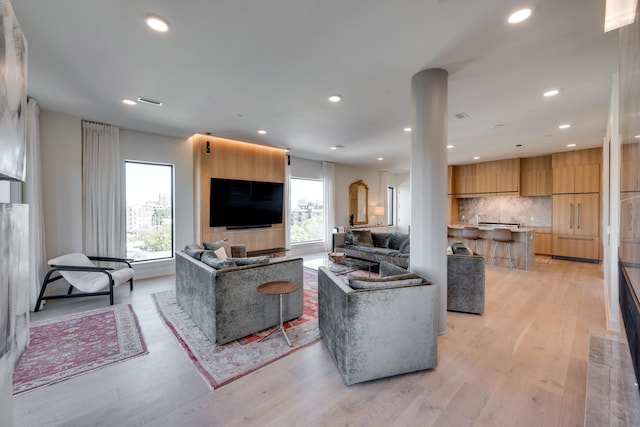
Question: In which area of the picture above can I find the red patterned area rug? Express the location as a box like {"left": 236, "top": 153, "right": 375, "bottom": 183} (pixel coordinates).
{"left": 151, "top": 267, "right": 320, "bottom": 390}
{"left": 13, "top": 304, "right": 147, "bottom": 395}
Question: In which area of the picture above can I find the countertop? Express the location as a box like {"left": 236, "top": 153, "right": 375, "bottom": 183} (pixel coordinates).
{"left": 448, "top": 223, "right": 534, "bottom": 232}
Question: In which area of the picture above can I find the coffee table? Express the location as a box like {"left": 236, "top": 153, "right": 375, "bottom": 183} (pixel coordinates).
{"left": 323, "top": 257, "right": 377, "bottom": 276}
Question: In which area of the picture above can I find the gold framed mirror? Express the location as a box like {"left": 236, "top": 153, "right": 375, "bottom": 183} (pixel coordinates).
{"left": 349, "top": 180, "right": 369, "bottom": 225}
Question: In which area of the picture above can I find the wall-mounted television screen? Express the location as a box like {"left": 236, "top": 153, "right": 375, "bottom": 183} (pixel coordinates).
{"left": 209, "top": 178, "right": 284, "bottom": 228}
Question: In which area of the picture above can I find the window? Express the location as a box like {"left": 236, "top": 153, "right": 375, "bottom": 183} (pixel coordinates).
{"left": 290, "top": 178, "right": 324, "bottom": 244}
{"left": 387, "top": 186, "right": 395, "bottom": 226}
{"left": 125, "top": 161, "right": 174, "bottom": 261}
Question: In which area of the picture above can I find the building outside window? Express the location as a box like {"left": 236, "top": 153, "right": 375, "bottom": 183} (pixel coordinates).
{"left": 290, "top": 177, "right": 324, "bottom": 244}
{"left": 125, "top": 161, "right": 174, "bottom": 261}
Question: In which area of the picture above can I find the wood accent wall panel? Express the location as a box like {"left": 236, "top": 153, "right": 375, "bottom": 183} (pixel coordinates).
{"left": 193, "top": 134, "right": 287, "bottom": 252}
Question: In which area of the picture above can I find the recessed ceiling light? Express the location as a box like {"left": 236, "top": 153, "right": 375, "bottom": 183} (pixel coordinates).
{"left": 378, "top": 157, "right": 384, "bottom": 161}
{"left": 257, "top": 129, "right": 267, "bottom": 135}
{"left": 447, "top": 144, "right": 454, "bottom": 149}
{"left": 122, "top": 98, "right": 137, "bottom": 106}
{"left": 473, "top": 156, "right": 480, "bottom": 160}
{"left": 328, "top": 94, "right": 342, "bottom": 103}
{"left": 635, "top": 135, "right": 640, "bottom": 139}
{"left": 559, "top": 124, "right": 571, "bottom": 129}
{"left": 330, "top": 146, "right": 337, "bottom": 150}
{"left": 508, "top": 8, "right": 532, "bottom": 24}
{"left": 404, "top": 127, "right": 412, "bottom": 132}
{"left": 567, "top": 143, "right": 577, "bottom": 147}
{"left": 543, "top": 89, "right": 560, "bottom": 97}
{"left": 145, "top": 14, "right": 170, "bottom": 32}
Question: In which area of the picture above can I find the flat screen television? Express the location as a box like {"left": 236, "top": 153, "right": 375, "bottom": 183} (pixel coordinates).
{"left": 209, "top": 178, "right": 284, "bottom": 228}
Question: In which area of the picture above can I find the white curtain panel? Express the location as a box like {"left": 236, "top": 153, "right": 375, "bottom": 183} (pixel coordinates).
{"left": 81, "top": 120, "right": 124, "bottom": 257}
{"left": 24, "top": 98, "right": 47, "bottom": 310}
{"left": 323, "top": 161, "right": 336, "bottom": 251}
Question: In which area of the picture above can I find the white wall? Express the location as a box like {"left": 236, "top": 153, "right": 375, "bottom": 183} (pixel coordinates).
{"left": 395, "top": 172, "right": 410, "bottom": 233}
{"left": 334, "top": 165, "right": 390, "bottom": 228}
{"left": 39, "top": 110, "right": 194, "bottom": 278}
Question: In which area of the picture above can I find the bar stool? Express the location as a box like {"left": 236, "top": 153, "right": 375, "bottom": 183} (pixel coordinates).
{"left": 462, "top": 226, "right": 482, "bottom": 255}
{"left": 491, "top": 228, "right": 514, "bottom": 268}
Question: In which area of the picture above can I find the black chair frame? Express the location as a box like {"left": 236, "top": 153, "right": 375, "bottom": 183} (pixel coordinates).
{"left": 34, "top": 256, "right": 134, "bottom": 312}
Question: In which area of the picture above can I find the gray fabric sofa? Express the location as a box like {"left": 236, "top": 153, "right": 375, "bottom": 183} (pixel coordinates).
{"left": 175, "top": 251, "right": 304, "bottom": 345}
{"left": 333, "top": 230, "right": 410, "bottom": 268}
{"left": 318, "top": 261, "right": 437, "bottom": 385}
{"left": 447, "top": 252, "right": 485, "bottom": 314}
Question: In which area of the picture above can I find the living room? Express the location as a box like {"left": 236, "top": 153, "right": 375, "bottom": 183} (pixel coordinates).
{"left": 3, "top": 1, "right": 640, "bottom": 426}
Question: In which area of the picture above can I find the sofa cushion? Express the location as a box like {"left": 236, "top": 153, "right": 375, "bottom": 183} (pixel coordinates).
{"left": 226, "top": 256, "right": 270, "bottom": 266}
{"left": 347, "top": 272, "right": 423, "bottom": 290}
{"left": 201, "top": 251, "right": 237, "bottom": 269}
{"left": 184, "top": 245, "right": 206, "bottom": 260}
{"left": 388, "top": 233, "right": 409, "bottom": 250}
{"left": 399, "top": 239, "right": 410, "bottom": 254}
{"left": 204, "top": 239, "right": 231, "bottom": 256}
{"left": 351, "top": 230, "right": 374, "bottom": 247}
{"left": 344, "top": 229, "right": 354, "bottom": 245}
{"left": 451, "top": 241, "right": 473, "bottom": 255}
{"left": 371, "top": 232, "right": 392, "bottom": 248}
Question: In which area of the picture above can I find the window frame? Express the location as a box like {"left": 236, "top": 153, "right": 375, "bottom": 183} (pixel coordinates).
{"left": 289, "top": 176, "right": 325, "bottom": 245}
{"left": 124, "top": 160, "right": 175, "bottom": 262}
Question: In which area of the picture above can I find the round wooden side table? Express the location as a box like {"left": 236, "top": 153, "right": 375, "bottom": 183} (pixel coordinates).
{"left": 257, "top": 281, "right": 299, "bottom": 347}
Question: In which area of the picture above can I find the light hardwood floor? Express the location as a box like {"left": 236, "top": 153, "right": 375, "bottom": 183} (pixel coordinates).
{"left": 13, "top": 256, "right": 625, "bottom": 426}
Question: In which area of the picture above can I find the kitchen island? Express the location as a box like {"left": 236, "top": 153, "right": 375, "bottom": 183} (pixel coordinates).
{"left": 448, "top": 224, "right": 536, "bottom": 270}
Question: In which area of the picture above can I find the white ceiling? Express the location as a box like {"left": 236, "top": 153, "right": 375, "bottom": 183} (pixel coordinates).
{"left": 13, "top": 0, "right": 619, "bottom": 172}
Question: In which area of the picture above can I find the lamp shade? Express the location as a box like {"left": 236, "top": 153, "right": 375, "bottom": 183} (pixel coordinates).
{"left": 372, "top": 206, "right": 385, "bottom": 216}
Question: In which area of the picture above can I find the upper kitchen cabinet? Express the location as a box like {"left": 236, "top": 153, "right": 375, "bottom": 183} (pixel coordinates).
{"left": 452, "top": 164, "right": 477, "bottom": 197}
{"left": 450, "top": 159, "right": 519, "bottom": 197}
{"left": 495, "top": 158, "right": 520, "bottom": 195}
{"left": 520, "top": 155, "right": 552, "bottom": 196}
{"left": 551, "top": 148, "right": 601, "bottom": 194}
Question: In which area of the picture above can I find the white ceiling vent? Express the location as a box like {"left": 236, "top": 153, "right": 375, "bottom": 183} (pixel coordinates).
{"left": 137, "top": 97, "right": 164, "bottom": 107}
{"left": 454, "top": 112, "right": 470, "bottom": 119}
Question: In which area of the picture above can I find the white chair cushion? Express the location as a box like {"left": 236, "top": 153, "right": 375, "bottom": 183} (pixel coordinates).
{"left": 48, "top": 253, "right": 134, "bottom": 293}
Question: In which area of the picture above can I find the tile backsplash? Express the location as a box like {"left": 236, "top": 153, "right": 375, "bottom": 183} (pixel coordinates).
{"left": 457, "top": 196, "right": 551, "bottom": 227}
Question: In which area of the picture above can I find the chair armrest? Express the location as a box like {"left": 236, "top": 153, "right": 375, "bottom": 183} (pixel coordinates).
{"left": 88, "top": 256, "right": 134, "bottom": 268}
{"left": 49, "top": 264, "right": 114, "bottom": 272}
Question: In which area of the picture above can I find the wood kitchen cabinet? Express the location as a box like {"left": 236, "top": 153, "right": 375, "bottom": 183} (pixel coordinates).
{"left": 551, "top": 148, "right": 601, "bottom": 194}
{"left": 534, "top": 227, "right": 552, "bottom": 255}
{"left": 520, "top": 155, "right": 552, "bottom": 196}
{"left": 451, "top": 159, "right": 519, "bottom": 196}
{"left": 552, "top": 193, "right": 600, "bottom": 261}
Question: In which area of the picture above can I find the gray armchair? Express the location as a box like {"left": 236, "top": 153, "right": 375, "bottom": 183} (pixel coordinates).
{"left": 318, "top": 261, "right": 438, "bottom": 385}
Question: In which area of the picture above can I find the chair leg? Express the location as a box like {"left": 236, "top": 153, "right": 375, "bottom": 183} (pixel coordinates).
{"left": 491, "top": 242, "right": 499, "bottom": 265}
{"left": 67, "top": 285, "right": 74, "bottom": 295}
{"left": 129, "top": 278, "right": 133, "bottom": 291}
{"left": 34, "top": 279, "right": 49, "bottom": 313}
{"left": 507, "top": 243, "right": 514, "bottom": 269}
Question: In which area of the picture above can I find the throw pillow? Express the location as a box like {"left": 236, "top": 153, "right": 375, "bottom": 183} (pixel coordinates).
{"left": 451, "top": 241, "right": 473, "bottom": 255}
{"left": 344, "top": 229, "right": 354, "bottom": 245}
{"left": 351, "top": 230, "right": 374, "bottom": 247}
{"left": 201, "top": 251, "right": 237, "bottom": 270}
{"left": 213, "top": 246, "right": 227, "bottom": 260}
{"left": 388, "top": 233, "right": 409, "bottom": 250}
{"left": 183, "top": 245, "right": 206, "bottom": 260}
{"left": 226, "top": 256, "right": 270, "bottom": 266}
{"left": 399, "top": 239, "right": 410, "bottom": 254}
{"left": 371, "top": 232, "right": 391, "bottom": 248}
{"left": 203, "top": 239, "right": 231, "bottom": 256}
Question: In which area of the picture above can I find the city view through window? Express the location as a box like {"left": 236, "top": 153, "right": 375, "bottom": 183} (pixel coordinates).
{"left": 125, "top": 161, "right": 174, "bottom": 261}
{"left": 290, "top": 178, "right": 324, "bottom": 244}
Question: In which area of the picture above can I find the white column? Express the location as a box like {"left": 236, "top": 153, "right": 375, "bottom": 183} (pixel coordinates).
{"left": 410, "top": 68, "right": 449, "bottom": 335}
